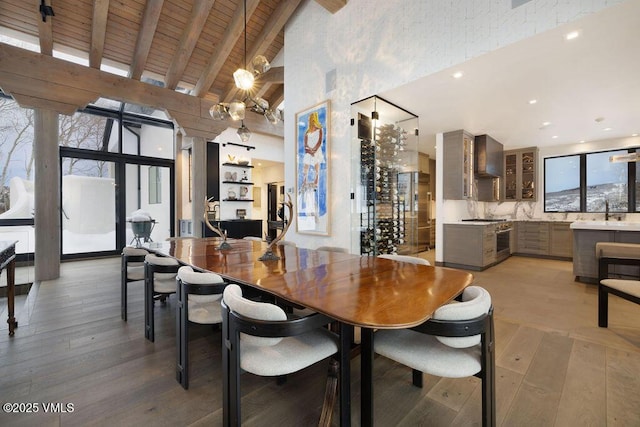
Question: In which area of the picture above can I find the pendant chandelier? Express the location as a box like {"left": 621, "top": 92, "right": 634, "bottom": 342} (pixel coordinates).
{"left": 209, "top": 0, "right": 281, "bottom": 140}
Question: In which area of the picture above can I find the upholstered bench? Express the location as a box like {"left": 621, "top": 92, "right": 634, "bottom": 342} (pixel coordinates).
{"left": 595, "top": 242, "right": 640, "bottom": 327}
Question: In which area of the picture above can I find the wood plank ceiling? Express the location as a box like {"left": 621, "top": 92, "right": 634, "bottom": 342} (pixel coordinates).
{"left": 0, "top": 0, "right": 347, "bottom": 133}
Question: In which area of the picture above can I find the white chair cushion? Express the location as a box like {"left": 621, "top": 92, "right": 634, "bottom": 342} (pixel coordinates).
{"left": 177, "top": 266, "right": 225, "bottom": 324}
{"left": 433, "top": 286, "right": 491, "bottom": 348}
{"left": 145, "top": 254, "right": 179, "bottom": 294}
{"left": 145, "top": 253, "right": 179, "bottom": 266}
{"left": 127, "top": 265, "right": 145, "bottom": 281}
{"left": 153, "top": 276, "right": 177, "bottom": 293}
{"left": 124, "top": 247, "right": 148, "bottom": 281}
{"left": 223, "top": 284, "right": 287, "bottom": 346}
{"left": 374, "top": 329, "right": 481, "bottom": 378}
{"left": 240, "top": 328, "right": 338, "bottom": 376}
{"left": 188, "top": 296, "right": 223, "bottom": 324}
{"left": 378, "top": 254, "right": 430, "bottom": 265}
{"left": 601, "top": 279, "right": 640, "bottom": 298}
{"left": 123, "top": 247, "right": 149, "bottom": 256}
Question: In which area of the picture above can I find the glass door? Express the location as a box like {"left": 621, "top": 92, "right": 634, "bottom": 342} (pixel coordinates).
{"left": 61, "top": 157, "right": 117, "bottom": 254}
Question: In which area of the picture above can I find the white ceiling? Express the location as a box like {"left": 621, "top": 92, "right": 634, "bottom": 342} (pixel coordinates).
{"left": 380, "top": 1, "right": 640, "bottom": 158}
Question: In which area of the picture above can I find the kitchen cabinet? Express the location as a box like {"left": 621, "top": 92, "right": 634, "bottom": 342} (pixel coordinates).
{"left": 549, "top": 222, "right": 573, "bottom": 258}
{"left": 418, "top": 152, "right": 430, "bottom": 174}
{"left": 503, "top": 147, "right": 538, "bottom": 201}
{"left": 513, "top": 221, "right": 572, "bottom": 259}
{"left": 572, "top": 227, "right": 640, "bottom": 282}
{"left": 516, "top": 222, "right": 549, "bottom": 255}
{"left": 443, "top": 223, "right": 496, "bottom": 270}
{"left": 443, "top": 129, "right": 475, "bottom": 200}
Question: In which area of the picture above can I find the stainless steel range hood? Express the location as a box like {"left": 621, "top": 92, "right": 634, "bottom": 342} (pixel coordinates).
{"left": 474, "top": 134, "right": 504, "bottom": 177}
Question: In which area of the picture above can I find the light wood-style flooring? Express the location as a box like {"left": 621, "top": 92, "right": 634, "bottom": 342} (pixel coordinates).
{"left": 1, "top": 255, "right": 639, "bottom": 426}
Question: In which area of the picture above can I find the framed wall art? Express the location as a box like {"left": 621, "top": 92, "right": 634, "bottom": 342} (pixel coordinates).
{"left": 295, "top": 100, "right": 330, "bottom": 235}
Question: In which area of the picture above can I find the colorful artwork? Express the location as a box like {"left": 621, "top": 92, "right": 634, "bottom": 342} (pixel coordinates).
{"left": 296, "top": 101, "right": 330, "bottom": 235}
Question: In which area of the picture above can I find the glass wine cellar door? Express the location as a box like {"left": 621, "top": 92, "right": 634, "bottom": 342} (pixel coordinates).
{"left": 350, "top": 96, "right": 419, "bottom": 256}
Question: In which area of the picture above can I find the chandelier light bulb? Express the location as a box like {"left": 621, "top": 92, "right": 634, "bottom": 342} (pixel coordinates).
{"left": 228, "top": 101, "right": 246, "bottom": 121}
{"left": 233, "top": 68, "right": 254, "bottom": 90}
{"left": 237, "top": 122, "right": 251, "bottom": 142}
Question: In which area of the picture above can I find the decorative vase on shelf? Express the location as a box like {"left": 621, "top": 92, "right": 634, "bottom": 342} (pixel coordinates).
{"left": 227, "top": 189, "right": 237, "bottom": 200}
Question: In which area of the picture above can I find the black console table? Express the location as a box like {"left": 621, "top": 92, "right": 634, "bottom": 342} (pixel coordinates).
{"left": 202, "top": 219, "right": 262, "bottom": 239}
{"left": 1, "top": 240, "right": 18, "bottom": 336}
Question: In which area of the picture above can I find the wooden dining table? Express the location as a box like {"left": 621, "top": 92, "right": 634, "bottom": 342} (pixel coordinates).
{"left": 148, "top": 237, "right": 474, "bottom": 427}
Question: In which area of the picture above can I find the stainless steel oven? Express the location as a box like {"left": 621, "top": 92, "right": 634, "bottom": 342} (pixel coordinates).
{"left": 495, "top": 222, "right": 512, "bottom": 262}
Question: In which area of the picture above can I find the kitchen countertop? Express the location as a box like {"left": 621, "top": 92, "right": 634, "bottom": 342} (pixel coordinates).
{"left": 445, "top": 221, "right": 510, "bottom": 225}
{"left": 570, "top": 220, "right": 640, "bottom": 231}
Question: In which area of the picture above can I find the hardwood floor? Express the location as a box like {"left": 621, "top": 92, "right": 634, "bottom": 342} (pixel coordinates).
{"left": 0, "top": 255, "right": 639, "bottom": 426}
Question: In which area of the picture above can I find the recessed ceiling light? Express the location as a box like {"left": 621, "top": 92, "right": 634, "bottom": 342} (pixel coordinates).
{"left": 529, "top": 99, "right": 537, "bottom": 105}
{"left": 565, "top": 30, "right": 580, "bottom": 41}
{"left": 632, "top": 133, "right": 639, "bottom": 137}
{"left": 542, "top": 121, "right": 551, "bottom": 127}
{"left": 552, "top": 135, "right": 559, "bottom": 139}
{"left": 603, "top": 127, "right": 612, "bottom": 131}
{"left": 579, "top": 140, "right": 586, "bottom": 143}
{"left": 452, "top": 71, "right": 464, "bottom": 79}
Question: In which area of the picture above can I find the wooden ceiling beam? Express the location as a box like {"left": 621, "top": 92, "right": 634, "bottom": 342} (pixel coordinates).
{"left": 164, "top": 0, "right": 216, "bottom": 90}
{"left": 222, "top": 0, "right": 302, "bottom": 103}
{"left": 193, "top": 0, "right": 260, "bottom": 97}
{"left": 36, "top": 0, "right": 54, "bottom": 55}
{"left": 129, "top": 0, "right": 164, "bottom": 80}
{"left": 315, "top": 0, "right": 348, "bottom": 14}
{"left": 268, "top": 85, "right": 284, "bottom": 110}
{"left": 254, "top": 66, "right": 284, "bottom": 99}
{"left": 0, "top": 43, "right": 284, "bottom": 139}
{"left": 89, "top": 0, "right": 110, "bottom": 69}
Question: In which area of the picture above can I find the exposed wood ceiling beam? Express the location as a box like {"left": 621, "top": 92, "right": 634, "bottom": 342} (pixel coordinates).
{"left": 0, "top": 42, "right": 282, "bottom": 139}
{"left": 315, "top": 0, "right": 348, "bottom": 14}
{"left": 222, "top": 0, "right": 302, "bottom": 103}
{"left": 164, "top": 0, "right": 216, "bottom": 90}
{"left": 193, "top": 0, "right": 260, "bottom": 98}
{"left": 36, "top": 0, "right": 54, "bottom": 55}
{"left": 254, "top": 66, "right": 284, "bottom": 99}
{"left": 268, "top": 85, "right": 284, "bottom": 110}
{"left": 129, "top": 0, "right": 164, "bottom": 80}
{"left": 89, "top": 0, "right": 110, "bottom": 69}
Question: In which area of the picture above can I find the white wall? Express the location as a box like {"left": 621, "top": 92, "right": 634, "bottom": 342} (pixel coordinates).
{"left": 285, "top": 0, "right": 621, "bottom": 251}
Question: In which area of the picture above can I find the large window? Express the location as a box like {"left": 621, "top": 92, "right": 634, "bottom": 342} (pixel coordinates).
{"left": 544, "top": 148, "right": 638, "bottom": 213}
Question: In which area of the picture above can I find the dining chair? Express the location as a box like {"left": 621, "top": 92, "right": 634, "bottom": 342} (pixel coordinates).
{"left": 596, "top": 242, "right": 640, "bottom": 327}
{"left": 121, "top": 246, "right": 149, "bottom": 321}
{"left": 144, "top": 253, "right": 181, "bottom": 342}
{"left": 377, "top": 253, "right": 431, "bottom": 265}
{"left": 176, "top": 266, "right": 228, "bottom": 389}
{"left": 373, "top": 286, "right": 495, "bottom": 426}
{"left": 221, "top": 284, "right": 339, "bottom": 426}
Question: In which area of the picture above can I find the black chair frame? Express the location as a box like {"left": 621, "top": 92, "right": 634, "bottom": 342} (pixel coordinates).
{"left": 176, "top": 275, "right": 228, "bottom": 389}
{"left": 598, "top": 256, "right": 640, "bottom": 327}
{"left": 121, "top": 251, "right": 146, "bottom": 321}
{"left": 362, "top": 307, "right": 495, "bottom": 427}
{"left": 144, "top": 259, "right": 181, "bottom": 342}
{"left": 221, "top": 298, "right": 350, "bottom": 427}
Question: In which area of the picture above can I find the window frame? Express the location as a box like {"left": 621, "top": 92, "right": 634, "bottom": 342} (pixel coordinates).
{"left": 544, "top": 147, "right": 638, "bottom": 213}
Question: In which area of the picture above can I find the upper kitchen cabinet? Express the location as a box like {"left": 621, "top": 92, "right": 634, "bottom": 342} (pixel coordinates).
{"left": 503, "top": 147, "right": 538, "bottom": 201}
{"left": 443, "top": 129, "right": 475, "bottom": 200}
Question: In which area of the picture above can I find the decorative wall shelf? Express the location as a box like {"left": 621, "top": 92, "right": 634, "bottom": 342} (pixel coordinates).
{"left": 222, "top": 181, "right": 254, "bottom": 185}
{"left": 223, "top": 199, "right": 254, "bottom": 202}
{"left": 222, "top": 162, "right": 254, "bottom": 168}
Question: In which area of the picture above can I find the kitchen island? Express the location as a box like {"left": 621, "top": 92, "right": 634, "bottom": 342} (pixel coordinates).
{"left": 571, "top": 221, "right": 640, "bottom": 283}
